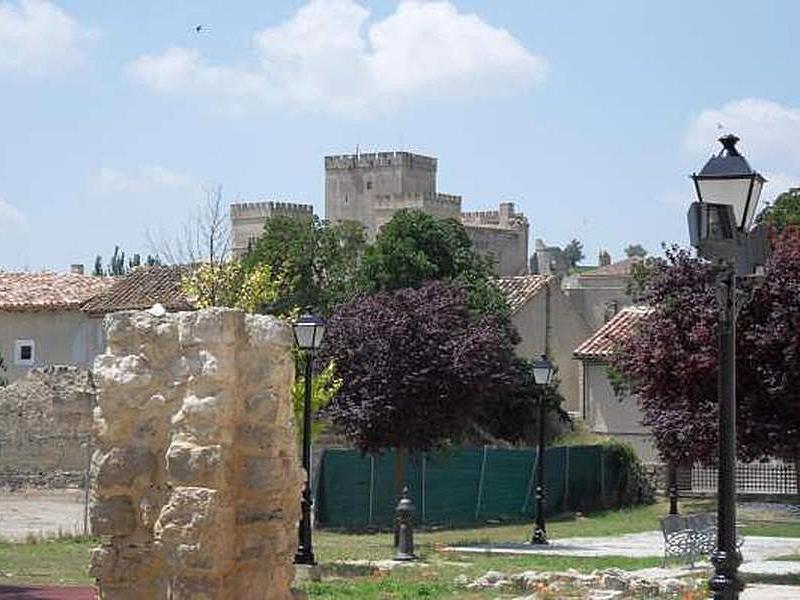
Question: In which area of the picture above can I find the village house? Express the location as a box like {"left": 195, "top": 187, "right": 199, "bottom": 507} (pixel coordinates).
{"left": 573, "top": 305, "right": 656, "bottom": 461}
{"left": 0, "top": 268, "right": 115, "bottom": 383}
{"left": 495, "top": 274, "right": 592, "bottom": 415}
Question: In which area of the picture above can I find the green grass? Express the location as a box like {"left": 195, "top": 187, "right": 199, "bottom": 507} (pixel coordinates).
{"left": 0, "top": 536, "right": 94, "bottom": 585}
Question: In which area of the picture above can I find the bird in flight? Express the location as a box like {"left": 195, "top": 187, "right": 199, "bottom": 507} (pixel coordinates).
{"left": 195, "top": 24, "right": 205, "bottom": 33}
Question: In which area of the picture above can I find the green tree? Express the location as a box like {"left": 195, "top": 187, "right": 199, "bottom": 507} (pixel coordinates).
{"left": 357, "top": 209, "right": 515, "bottom": 341}
{"left": 243, "top": 215, "right": 367, "bottom": 316}
{"left": 291, "top": 361, "right": 342, "bottom": 442}
{"left": 562, "top": 238, "right": 585, "bottom": 268}
{"left": 182, "top": 262, "right": 279, "bottom": 312}
{"left": 757, "top": 189, "right": 800, "bottom": 233}
{"left": 624, "top": 244, "right": 648, "bottom": 258}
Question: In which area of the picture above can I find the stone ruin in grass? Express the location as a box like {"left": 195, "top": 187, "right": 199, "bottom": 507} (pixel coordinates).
{"left": 89, "top": 308, "right": 304, "bottom": 600}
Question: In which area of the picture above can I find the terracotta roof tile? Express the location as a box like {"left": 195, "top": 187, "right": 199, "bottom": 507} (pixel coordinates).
{"left": 573, "top": 306, "right": 653, "bottom": 360}
{"left": 0, "top": 272, "right": 115, "bottom": 312}
{"left": 81, "top": 265, "right": 195, "bottom": 314}
{"left": 495, "top": 275, "right": 553, "bottom": 313}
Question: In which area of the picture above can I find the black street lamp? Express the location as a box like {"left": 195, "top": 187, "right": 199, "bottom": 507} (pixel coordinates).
{"left": 292, "top": 312, "right": 326, "bottom": 566}
{"left": 687, "top": 134, "right": 767, "bottom": 600}
{"left": 530, "top": 355, "right": 555, "bottom": 545}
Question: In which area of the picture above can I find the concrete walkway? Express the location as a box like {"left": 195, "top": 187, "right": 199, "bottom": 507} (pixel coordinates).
{"left": 445, "top": 530, "right": 800, "bottom": 563}
{"left": 0, "top": 491, "right": 85, "bottom": 541}
{"left": 742, "top": 584, "right": 800, "bottom": 599}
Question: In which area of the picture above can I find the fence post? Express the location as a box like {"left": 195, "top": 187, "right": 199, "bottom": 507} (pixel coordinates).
{"left": 475, "top": 446, "right": 489, "bottom": 520}
{"left": 563, "top": 446, "right": 570, "bottom": 512}
{"left": 368, "top": 454, "right": 375, "bottom": 526}
{"left": 599, "top": 447, "right": 606, "bottom": 509}
{"left": 421, "top": 454, "right": 427, "bottom": 524}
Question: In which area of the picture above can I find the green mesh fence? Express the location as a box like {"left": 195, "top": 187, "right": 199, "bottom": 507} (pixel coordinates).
{"left": 316, "top": 445, "right": 630, "bottom": 528}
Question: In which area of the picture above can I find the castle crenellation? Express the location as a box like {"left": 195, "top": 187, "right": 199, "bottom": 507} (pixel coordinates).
{"left": 229, "top": 200, "right": 314, "bottom": 218}
{"left": 325, "top": 151, "right": 437, "bottom": 171}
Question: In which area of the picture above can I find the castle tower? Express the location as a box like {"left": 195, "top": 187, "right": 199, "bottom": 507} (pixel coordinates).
{"left": 324, "top": 151, "right": 460, "bottom": 239}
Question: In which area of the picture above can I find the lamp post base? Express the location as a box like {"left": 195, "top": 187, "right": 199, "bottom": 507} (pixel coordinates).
{"left": 709, "top": 549, "right": 743, "bottom": 600}
{"left": 530, "top": 526, "right": 549, "bottom": 545}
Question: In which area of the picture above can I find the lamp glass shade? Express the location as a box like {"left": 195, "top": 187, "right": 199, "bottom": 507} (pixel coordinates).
{"left": 292, "top": 313, "right": 326, "bottom": 351}
{"left": 693, "top": 176, "right": 762, "bottom": 231}
{"left": 532, "top": 355, "right": 554, "bottom": 386}
{"left": 691, "top": 134, "right": 765, "bottom": 231}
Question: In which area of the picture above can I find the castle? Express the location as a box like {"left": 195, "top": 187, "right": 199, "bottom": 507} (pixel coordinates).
{"left": 231, "top": 151, "right": 529, "bottom": 276}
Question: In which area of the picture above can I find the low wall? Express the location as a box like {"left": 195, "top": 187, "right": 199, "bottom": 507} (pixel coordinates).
{"left": 90, "top": 308, "right": 304, "bottom": 600}
{"left": 0, "top": 366, "right": 94, "bottom": 488}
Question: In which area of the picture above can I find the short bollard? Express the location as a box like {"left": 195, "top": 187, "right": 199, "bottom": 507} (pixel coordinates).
{"left": 394, "top": 486, "right": 417, "bottom": 561}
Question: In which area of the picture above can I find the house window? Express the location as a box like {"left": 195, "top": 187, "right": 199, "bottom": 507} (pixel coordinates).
{"left": 15, "top": 339, "right": 35, "bottom": 366}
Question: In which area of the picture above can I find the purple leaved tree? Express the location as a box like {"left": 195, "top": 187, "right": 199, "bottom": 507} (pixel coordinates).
{"left": 317, "top": 280, "right": 516, "bottom": 492}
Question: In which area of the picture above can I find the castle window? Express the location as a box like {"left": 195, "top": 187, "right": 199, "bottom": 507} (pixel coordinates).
{"left": 15, "top": 339, "right": 35, "bottom": 366}
{"left": 366, "top": 181, "right": 372, "bottom": 190}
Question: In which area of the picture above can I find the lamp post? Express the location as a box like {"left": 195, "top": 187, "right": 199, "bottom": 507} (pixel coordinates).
{"left": 530, "top": 355, "right": 555, "bottom": 545}
{"left": 687, "top": 134, "right": 766, "bottom": 600}
{"left": 292, "top": 312, "right": 326, "bottom": 566}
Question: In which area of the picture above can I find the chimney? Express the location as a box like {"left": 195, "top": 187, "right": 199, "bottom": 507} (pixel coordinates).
{"left": 70, "top": 264, "right": 85, "bottom": 275}
{"left": 598, "top": 250, "right": 611, "bottom": 267}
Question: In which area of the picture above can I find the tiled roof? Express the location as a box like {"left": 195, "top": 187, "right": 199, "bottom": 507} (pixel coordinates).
{"left": 82, "top": 265, "right": 195, "bottom": 314}
{"left": 581, "top": 257, "right": 642, "bottom": 278}
{"left": 0, "top": 272, "right": 115, "bottom": 312}
{"left": 573, "top": 306, "right": 653, "bottom": 360}
{"left": 495, "top": 275, "right": 553, "bottom": 313}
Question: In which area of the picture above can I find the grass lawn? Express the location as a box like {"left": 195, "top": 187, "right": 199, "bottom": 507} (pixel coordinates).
{"left": 0, "top": 498, "right": 796, "bottom": 599}
{"left": 0, "top": 536, "right": 94, "bottom": 586}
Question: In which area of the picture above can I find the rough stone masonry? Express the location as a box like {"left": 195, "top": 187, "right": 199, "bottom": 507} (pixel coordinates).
{"left": 90, "top": 308, "right": 304, "bottom": 599}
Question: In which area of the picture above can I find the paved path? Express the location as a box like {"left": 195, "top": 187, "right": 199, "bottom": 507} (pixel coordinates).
{"left": 742, "top": 584, "right": 800, "bottom": 599}
{"left": 0, "top": 587, "right": 93, "bottom": 599}
{"left": 445, "top": 530, "right": 800, "bottom": 563}
{"left": 0, "top": 492, "right": 85, "bottom": 541}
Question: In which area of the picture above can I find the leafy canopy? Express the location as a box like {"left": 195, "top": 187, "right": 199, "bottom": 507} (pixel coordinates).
{"left": 243, "top": 215, "right": 366, "bottom": 316}
{"left": 610, "top": 234, "right": 800, "bottom": 465}
{"left": 358, "top": 209, "right": 516, "bottom": 342}
{"left": 757, "top": 189, "right": 800, "bottom": 233}
{"left": 182, "top": 262, "right": 279, "bottom": 313}
{"left": 317, "top": 281, "right": 517, "bottom": 453}
{"left": 562, "top": 239, "right": 585, "bottom": 268}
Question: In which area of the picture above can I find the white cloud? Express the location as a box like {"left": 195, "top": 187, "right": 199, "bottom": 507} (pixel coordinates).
{"left": 0, "top": 197, "right": 26, "bottom": 226}
{"left": 0, "top": 0, "right": 97, "bottom": 75}
{"left": 684, "top": 98, "right": 800, "bottom": 203}
{"left": 128, "top": 0, "right": 545, "bottom": 116}
{"left": 91, "top": 166, "right": 195, "bottom": 195}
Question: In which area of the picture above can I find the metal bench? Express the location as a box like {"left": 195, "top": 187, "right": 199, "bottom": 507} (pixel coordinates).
{"left": 660, "top": 512, "right": 744, "bottom": 567}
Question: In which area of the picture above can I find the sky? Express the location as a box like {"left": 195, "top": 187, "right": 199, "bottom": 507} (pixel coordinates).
{"left": 1, "top": 0, "right": 799, "bottom": 271}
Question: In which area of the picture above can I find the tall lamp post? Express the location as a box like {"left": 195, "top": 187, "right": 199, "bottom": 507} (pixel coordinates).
{"left": 292, "top": 312, "right": 326, "bottom": 566}
{"left": 687, "top": 134, "right": 767, "bottom": 600}
{"left": 530, "top": 355, "right": 555, "bottom": 545}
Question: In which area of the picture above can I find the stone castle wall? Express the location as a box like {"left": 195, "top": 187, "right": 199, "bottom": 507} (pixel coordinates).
{"left": 230, "top": 201, "right": 314, "bottom": 258}
{"left": 90, "top": 308, "right": 303, "bottom": 600}
{"left": 0, "top": 365, "right": 94, "bottom": 487}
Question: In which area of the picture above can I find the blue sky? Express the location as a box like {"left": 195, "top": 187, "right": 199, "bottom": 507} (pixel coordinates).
{"left": 1, "top": 0, "right": 799, "bottom": 271}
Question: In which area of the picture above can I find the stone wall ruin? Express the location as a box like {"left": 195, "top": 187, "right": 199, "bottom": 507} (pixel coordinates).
{"left": 90, "top": 308, "right": 303, "bottom": 599}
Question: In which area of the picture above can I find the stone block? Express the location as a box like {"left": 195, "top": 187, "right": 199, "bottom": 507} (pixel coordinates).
{"left": 91, "top": 495, "right": 137, "bottom": 536}
{"left": 166, "top": 441, "right": 224, "bottom": 486}
{"left": 95, "top": 446, "right": 156, "bottom": 489}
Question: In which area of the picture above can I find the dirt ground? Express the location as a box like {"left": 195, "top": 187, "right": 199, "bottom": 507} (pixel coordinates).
{"left": 0, "top": 489, "right": 87, "bottom": 541}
